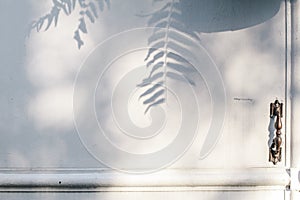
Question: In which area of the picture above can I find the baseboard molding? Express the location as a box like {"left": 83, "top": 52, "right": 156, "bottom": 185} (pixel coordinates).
{"left": 0, "top": 168, "right": 290, "bottom": 192}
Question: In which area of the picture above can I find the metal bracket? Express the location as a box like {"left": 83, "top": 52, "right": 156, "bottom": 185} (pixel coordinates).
{"left": 269, "top": 99, "right": 283, "bottom": 165}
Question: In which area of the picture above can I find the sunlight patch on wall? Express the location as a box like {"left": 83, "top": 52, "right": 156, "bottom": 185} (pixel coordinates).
{"left": 26, "top": 1, "right": 96, "bottom": 131}
{"left": 28, "top": 85, "right": 74, "bottom": 130}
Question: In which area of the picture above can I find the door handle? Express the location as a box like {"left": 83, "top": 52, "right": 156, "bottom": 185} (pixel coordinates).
{"left": 269, "top": 100, "right": 283, "bottom": 165}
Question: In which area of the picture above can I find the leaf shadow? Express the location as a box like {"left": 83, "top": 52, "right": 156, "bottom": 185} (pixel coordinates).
{"left": 29, "top": 0, "right": 110, "bottom": 49}
{"left": 138, "top": 0, "right": 282, "bottom": 114}
{"left": 137, "top": 0, "right": 200, "bottom": 113}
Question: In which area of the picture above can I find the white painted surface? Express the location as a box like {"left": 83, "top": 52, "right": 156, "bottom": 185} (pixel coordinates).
{"left": 0, "top": 0, "right": 298, "bottom": 199}
{"left": 290, "top": 0, "right": 300, "bottom": 197}
{"left": 291, "top": 0, "right": 300, "bottom": 169}
{"left": 0, "top": 191, "right": 286, "bottom": 200}
{"left": 0, "top": 0, "right": 286, "bottom": 169}
{"left": 0, "top": 169, "right": 289, "bottom": 190}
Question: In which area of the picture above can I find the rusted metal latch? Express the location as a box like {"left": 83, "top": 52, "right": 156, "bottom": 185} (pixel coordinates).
{"left": 269, "top": 100, "right": 283, "bottom": 165}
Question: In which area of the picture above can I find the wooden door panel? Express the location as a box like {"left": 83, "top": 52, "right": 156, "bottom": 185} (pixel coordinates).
{"left": 0, "top": 0, "right": 293, "bottom": 199}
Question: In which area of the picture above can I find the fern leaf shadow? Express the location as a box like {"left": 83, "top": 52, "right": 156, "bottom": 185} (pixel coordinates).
{"left": 139, "top": 0, "right": 282, "bottom": 113}
{"left": 30, "top": 0, "right": 110, "bottom": 49}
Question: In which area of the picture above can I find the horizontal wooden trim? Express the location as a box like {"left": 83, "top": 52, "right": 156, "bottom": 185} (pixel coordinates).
{"left": 0, "top": 168, "right": 290, "bottom": 191}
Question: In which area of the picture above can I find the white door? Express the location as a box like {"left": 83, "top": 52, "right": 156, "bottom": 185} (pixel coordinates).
{"left": 0, "top": 0, "right": 299, "bottom": 199}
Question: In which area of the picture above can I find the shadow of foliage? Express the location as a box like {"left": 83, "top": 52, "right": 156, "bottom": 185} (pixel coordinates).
{"left": 137, "top": 0, "right": 281, "bottom": 113}
{"left": 29, "top": 0, "right": 282, "bottom": 114}
{"left": 29, "top": 0, "right": 110, "bottom": 49}
{"left": 137, "top": 0, "right": 200, "bottom": 113}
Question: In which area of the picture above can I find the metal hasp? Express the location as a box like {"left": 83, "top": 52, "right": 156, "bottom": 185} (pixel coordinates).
{"left": 269, "top": 100, "right": 283, "bottom": 165}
